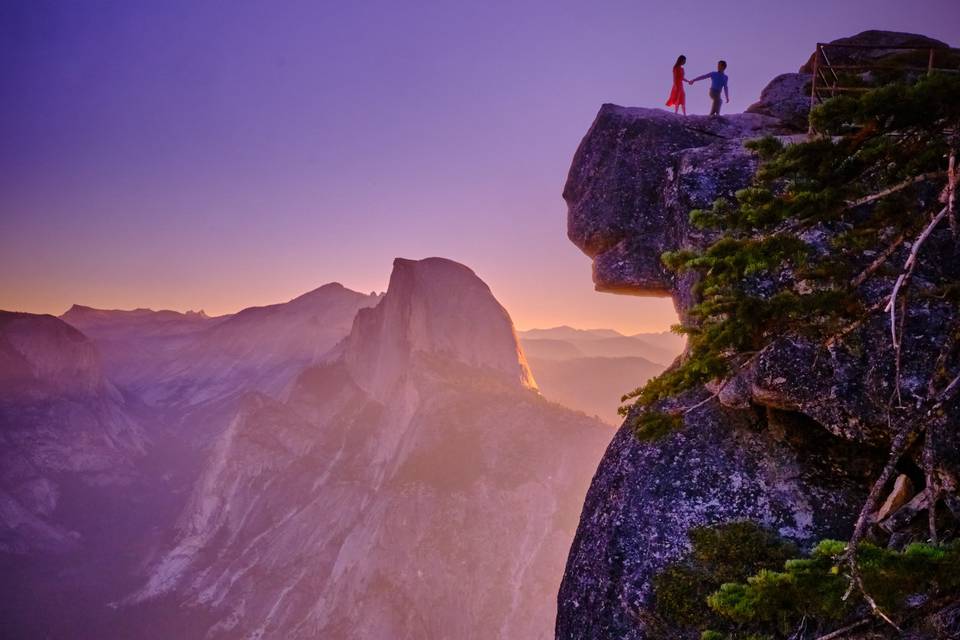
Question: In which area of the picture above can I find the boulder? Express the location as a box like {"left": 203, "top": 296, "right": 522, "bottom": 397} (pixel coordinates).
{"left": 746, "top": 73, "right": 812, "bottom": 132}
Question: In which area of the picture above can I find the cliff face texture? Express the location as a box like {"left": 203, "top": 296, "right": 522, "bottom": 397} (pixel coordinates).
{"left": 557, "top": 31, "right": 958, "bottom": 639}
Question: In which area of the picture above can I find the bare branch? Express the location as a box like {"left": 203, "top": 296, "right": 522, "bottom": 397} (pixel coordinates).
{"left": 938, "top": 372, "right": 960, "bottom": 404}
{"left": 824, "top": 300, "right": 886, "bottom": 348}
{"left": 845, "top": 172, "right": 944, "bottom": 209}
{"left": 849, "top": 233, "right": 905, "bottom": 287}
{"left": 682, "top": 392, "right": 719, "bottom": 415}
{"left": 947, "top": 149, "right": 956, "bottom": 234}
{"left": 885, "top": 206, "right": 949, "bottom": 350}
{"left": 923, "top": 426, "right": 939, "bottom": 544}
{"left": 813, "top": 617, "right": 871, "bottom": 640}
{"left": 847, "top": 415, "right": 920, "bottom": 548}
{"left": 840, "top": 558, "right": 902, "bottom": 633}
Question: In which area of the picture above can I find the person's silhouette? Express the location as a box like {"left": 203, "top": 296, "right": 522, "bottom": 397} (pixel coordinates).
{"left": 689, "top": 60, "right": 730, "bottom": 116}
{"left": 666, "top": 55, "right": 688, "bottom": 115}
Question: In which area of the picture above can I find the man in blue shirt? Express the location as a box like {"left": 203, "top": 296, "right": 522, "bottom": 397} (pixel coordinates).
{"left": 689, "top": 60, "right": 729, "bottom": 116}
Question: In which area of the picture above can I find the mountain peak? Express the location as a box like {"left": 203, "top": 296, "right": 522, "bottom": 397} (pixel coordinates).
{"left": 0, "top": 311, "right": 105, "bottom": 395}
{"left": 344, "top": 257, "right": 536, "bottom": 398}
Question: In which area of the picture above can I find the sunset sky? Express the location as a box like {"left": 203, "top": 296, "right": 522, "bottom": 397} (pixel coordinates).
{"left": 2, "top": 1, "right": 958, "bottom": 334}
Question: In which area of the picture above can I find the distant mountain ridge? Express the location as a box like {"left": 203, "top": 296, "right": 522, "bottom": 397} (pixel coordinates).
{"left": 2, "top": 258, "right": 613, "bottom": 639}
{"left": 517, "top": 326, "right": 684, "bottom": 424}
{"left": 62, "top": 283, "right": 382, "bottom": 409}
{"left": 518, "top": 326, "right": 684, "bottom": 365}
{"left": 125, "top": 257, "right": 608, "bottom": 639}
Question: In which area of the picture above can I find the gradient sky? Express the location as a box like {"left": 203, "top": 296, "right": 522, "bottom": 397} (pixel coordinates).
{"left": 2, "top": 1, "right": 958, "bottom": 333}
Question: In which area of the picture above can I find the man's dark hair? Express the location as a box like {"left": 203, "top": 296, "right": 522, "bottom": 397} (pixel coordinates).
{"left": 718, "top": 60, "right": 727, "bottom": 69}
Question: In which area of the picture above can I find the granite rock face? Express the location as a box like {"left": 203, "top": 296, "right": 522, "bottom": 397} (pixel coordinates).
{"left": 746, "top": 73, "right": 812, "bottom": 131}
{"left": 557, "top": 399, "right": 871, "bottom": 640}
{"left": 564, "top": 106, "right": 788, "bottom": 318}
{"left": 558, "top": 31, "right": 960, "bottom": 640}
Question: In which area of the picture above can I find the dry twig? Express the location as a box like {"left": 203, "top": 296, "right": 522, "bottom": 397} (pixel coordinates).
{"left": 812, "top": 617, "right": 871, "bottom": 640}
{"left": 849, "top": 232, "right": 906, "bottom": 288}
{"left": 885, "top": 206, "right": 949, "bottom": 357}
{"left": 844, "top": 171, "right": 944, "bottom": 209}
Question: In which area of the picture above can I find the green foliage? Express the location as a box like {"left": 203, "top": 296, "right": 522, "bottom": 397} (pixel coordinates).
{"left": 810, "top": 72, "right": 960, "bottom": 135}
{"left": 620, "top": 74, "right": 960, "bottom": 431}
{"left": 706, "top": 539, "right": 960, "bottom": 637}
{"left": 654, "top": 523, "right": 960, "bottom": 639}
{"left": 624, "top": 409, "right": 683, "bottom": 441}
{"left": 651, "top": 522, "right": 797, "bottom": 634}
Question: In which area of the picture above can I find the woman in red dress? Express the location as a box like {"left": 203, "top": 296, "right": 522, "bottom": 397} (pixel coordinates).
{"left": 666, "top": 55, "right": 688, "bottom": 115}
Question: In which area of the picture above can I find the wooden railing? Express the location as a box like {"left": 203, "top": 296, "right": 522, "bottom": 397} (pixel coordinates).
{"left": 807, "top": 42, "right": 960, "bottom": 134}
{"left": 809, "top": 42, "right": 960, "bottom": 104}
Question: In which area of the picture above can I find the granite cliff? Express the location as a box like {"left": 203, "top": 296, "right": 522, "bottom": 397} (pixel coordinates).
{"left": 125, "top": 257, "right": 610, "bottom": 639}
{"left": 557, "top": 31, "right": 959, "bottom": 639}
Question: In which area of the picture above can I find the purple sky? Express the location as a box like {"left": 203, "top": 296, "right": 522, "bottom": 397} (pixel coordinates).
{"left": 2, "top": 1, "right": 958, "bottom": 333}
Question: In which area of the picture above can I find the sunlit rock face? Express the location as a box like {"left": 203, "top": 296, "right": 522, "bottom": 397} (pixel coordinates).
{"left": 0, "top": 312, "right": 146, "bottom": 553}
{"left": 129, "top": 257, "right": 610, "bottom": 639}
{"left": 345, "top": 257, "right": 537, "bottom": 399}
{"left": 556, "top": 31, "right": 960, "bottom": 640}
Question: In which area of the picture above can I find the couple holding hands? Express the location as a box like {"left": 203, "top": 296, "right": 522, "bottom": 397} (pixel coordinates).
{"left": 666, "top": 55, "right": 730, "bottom": 116}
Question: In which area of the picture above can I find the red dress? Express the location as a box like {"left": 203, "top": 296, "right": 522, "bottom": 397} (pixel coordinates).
{"left": 666, "top": 65, "right": 685, "bottom": 108}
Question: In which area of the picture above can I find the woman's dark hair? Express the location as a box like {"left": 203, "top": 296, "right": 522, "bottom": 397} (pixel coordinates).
{"left": 674, "top": 55, "right": 687, "bottom": 67}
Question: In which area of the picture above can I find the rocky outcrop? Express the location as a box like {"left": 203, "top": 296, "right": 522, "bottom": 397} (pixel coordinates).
{"left": 565, "top": 107, "right": 787, "bottom": 317}
{"left": 798, "top": 30, "right": 950, "bottom": 74}
{"left": 745, "top": 73, "right": 812, "bottom": 131}
{"left": 128, "top": 257, "right": 610, "bottom": 639}
{"left": 558, "top": 31, "right": 960, "bottom": 640}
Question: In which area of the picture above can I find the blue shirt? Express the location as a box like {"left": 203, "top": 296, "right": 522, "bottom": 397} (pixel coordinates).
{"left": 706, "top": 71, "right": 728, "bottom": 92}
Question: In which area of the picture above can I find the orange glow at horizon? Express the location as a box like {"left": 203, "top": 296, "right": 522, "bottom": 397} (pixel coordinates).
{"left": 0, "top": 264, "right": 680, "bottom": 336}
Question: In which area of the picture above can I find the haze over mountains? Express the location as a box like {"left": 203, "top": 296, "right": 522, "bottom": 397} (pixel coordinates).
{"left": 518, "top": 326, "right": 683, "bottom": 424}
{"left": 1, "top": 257, "right": 617, "bottom": 639}
{"left": 0, "top": 312, "right": 147, "bottom": 554}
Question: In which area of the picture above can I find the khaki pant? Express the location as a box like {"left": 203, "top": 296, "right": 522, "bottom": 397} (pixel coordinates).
{"left": 709, "top": 89, "right": 722, "bottom": 115}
